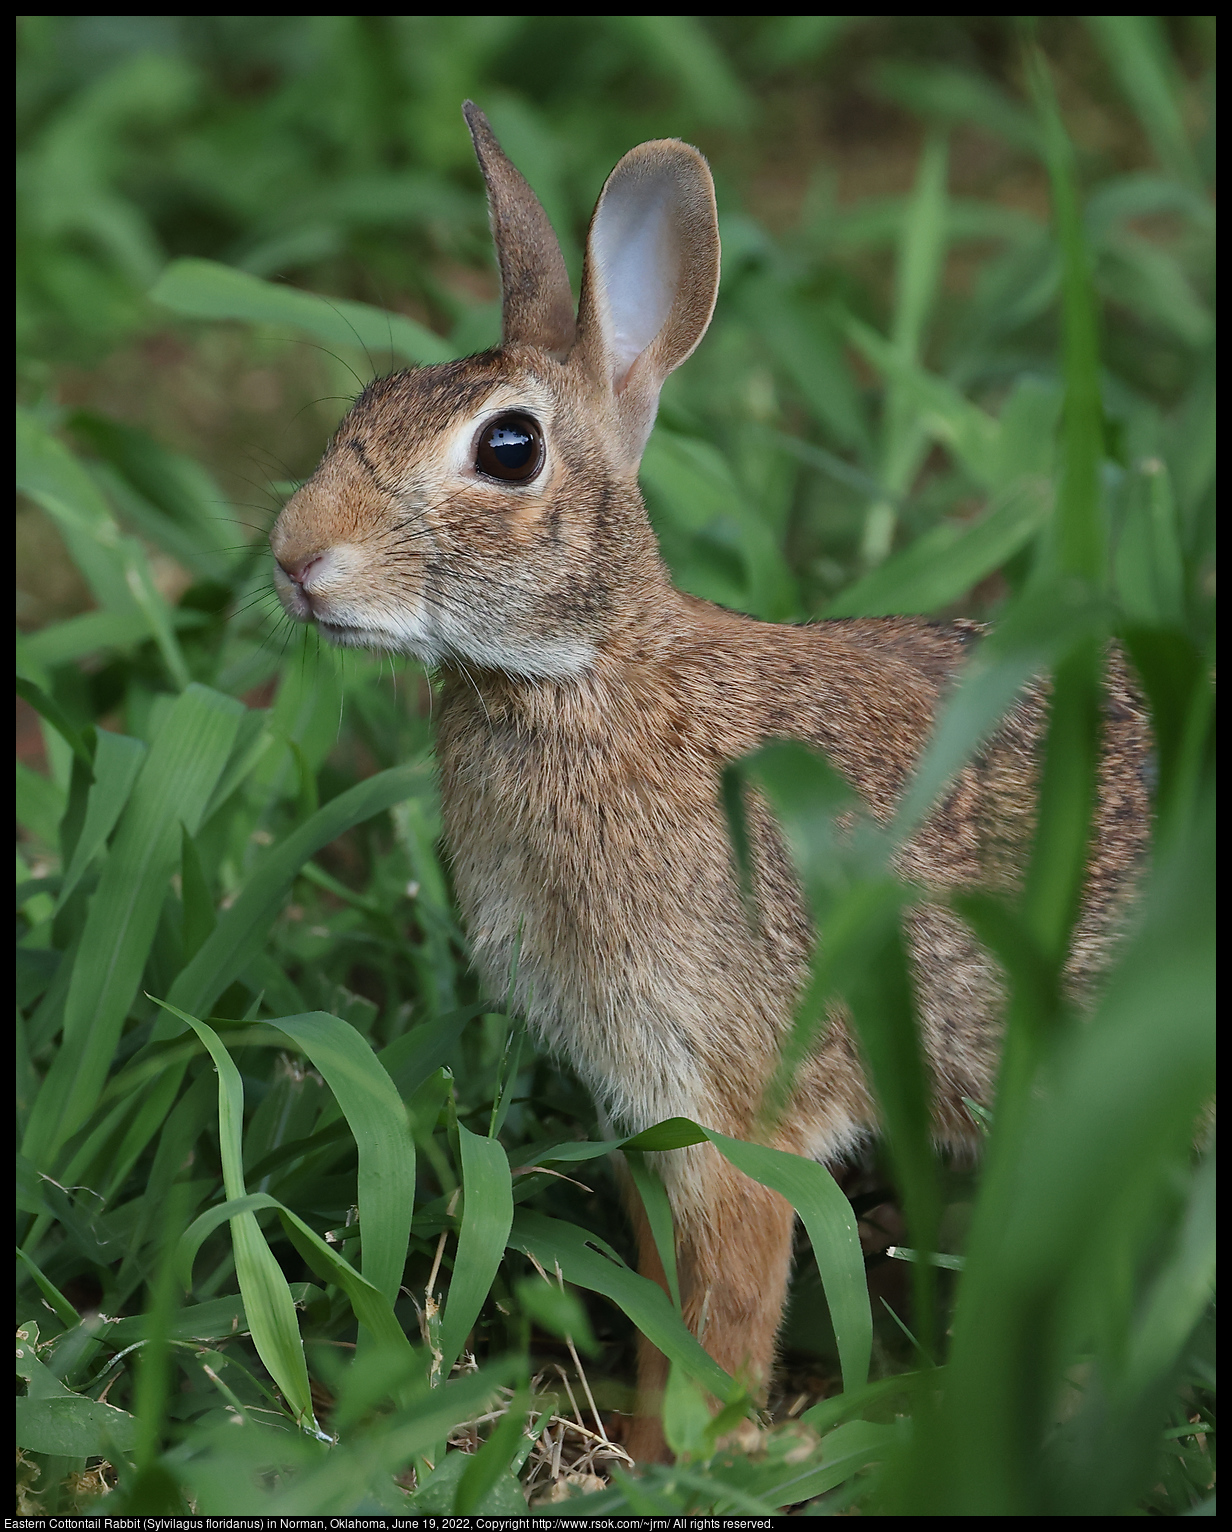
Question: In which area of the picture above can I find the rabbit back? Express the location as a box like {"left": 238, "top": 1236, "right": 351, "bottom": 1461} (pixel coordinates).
{"left": 435, "top": 600, "right": 1153, "bottom": 1163}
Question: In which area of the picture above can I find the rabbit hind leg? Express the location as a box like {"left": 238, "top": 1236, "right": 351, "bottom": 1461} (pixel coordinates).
{"left": 624, "top": 1148, "right": 796, "bottom": 1463}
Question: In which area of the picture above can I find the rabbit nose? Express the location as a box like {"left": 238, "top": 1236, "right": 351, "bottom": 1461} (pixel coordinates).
{"left": 277, "top": 552, "right": 326, "bottom": 589}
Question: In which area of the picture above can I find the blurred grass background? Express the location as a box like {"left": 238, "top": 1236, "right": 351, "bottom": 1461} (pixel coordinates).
{"left": 16, "top": 15, "right": 1214, "bottom": 1517}
{"left": 18, "top": 15, "right": 1215, "bottom": 628}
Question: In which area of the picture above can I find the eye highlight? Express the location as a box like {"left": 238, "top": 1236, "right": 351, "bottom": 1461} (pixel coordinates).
{"left": 476, "top": 412, "right": 544, "bottom": 483}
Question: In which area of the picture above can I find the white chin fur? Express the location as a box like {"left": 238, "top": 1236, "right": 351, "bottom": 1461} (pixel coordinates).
{"left": 315, "top": 604, "right": 595, "bottom": 681}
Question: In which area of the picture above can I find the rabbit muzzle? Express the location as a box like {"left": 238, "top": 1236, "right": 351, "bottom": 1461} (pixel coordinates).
{"left": 268, "top": 421, "right": 608, "bottom": 678}
{"left": 267, "top": 355, "right": 658, "bottom": 679}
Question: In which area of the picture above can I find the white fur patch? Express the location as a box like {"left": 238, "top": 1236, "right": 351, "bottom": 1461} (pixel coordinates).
{"left": 318, "top": 596, "right": 594, "bottom": 679}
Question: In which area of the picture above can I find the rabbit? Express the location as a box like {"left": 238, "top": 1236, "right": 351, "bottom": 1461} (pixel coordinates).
{"left": 269, "top": 102, "right": 1153, "bottom": 1461}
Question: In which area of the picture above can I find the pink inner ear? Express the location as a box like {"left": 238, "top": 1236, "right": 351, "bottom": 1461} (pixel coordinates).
{"left": 591, "top": 169, "right": 681, "bottom": 390}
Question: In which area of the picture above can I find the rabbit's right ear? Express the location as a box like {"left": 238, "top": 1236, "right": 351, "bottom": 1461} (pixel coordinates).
{"left": 464, "top": 101, "right": 576, "bottom": 358}
{"left": 575, "top": 139, "right": 720, "bottom": 468}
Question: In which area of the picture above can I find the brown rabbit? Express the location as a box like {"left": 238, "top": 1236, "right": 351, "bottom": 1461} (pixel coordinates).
{"left": 270, "top": 103, "right": 1151, "bottom": 1460}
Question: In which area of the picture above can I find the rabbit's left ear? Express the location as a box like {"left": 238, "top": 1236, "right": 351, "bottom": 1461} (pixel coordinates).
{"left": 575, "top": 139, "right": 720, "bottom": 466}
{"left": 464, "top": 101, "right": 576, "bottom": 358}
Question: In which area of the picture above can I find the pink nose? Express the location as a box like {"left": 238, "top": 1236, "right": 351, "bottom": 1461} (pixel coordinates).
{"left": 277, "top": 553, "right": 324, "bottom": 588}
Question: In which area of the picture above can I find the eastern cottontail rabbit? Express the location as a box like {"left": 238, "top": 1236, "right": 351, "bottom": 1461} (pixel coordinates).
{"left": 271, "top": 103, "right": 1151, "bottom": 1460}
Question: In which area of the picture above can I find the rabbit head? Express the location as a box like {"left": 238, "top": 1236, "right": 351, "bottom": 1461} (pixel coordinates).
{"left": 270, "top": 102, "right": 719, "bottom": 679}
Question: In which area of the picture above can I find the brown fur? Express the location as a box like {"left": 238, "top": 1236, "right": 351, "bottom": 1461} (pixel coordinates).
{"left": 269, "top": 108, "right": 1152, "bottom": 1462}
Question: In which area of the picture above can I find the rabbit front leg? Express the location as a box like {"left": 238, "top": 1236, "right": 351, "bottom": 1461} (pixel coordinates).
{"left": 623, "top": 1146, "right": 797, "bottom": 1463}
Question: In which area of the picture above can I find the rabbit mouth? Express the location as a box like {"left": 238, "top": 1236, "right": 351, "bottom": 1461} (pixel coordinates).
{"left": 316, "top": 614, "right": 424, "bottom": 654}
{"left": 317, "top": 609, "right": 595, "bottom": 679}
{"left": 315, "top": 617, "right": 369, "bottom": 644}
{"left": 311, "top": 606, "right": 445, "bottom": 666}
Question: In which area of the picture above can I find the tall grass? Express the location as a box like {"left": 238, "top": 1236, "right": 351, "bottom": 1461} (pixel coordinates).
{"left": 17, "top": 17, "right": 1214, "bottom": 1516}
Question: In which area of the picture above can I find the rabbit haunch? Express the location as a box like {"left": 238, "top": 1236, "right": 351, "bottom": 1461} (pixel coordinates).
{"left": 270, "top": 104, "right": 1151, "bottom": 1460}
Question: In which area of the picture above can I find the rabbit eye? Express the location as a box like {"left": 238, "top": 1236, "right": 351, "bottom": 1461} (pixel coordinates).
{"left": 476, "top": 413, "right": 544, "bottom": 483}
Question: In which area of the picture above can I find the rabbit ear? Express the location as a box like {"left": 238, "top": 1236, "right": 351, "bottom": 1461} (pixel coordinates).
{"left": 575, "top": 139, "right": 720, "bottom": 464}
{"left": 463, "top": 101, "right": 576, "bottom": 358}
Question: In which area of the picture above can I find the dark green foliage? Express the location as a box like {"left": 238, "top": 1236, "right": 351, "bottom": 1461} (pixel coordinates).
{"left": 17, "top": 17, "right": 1213, "bottom": 1516}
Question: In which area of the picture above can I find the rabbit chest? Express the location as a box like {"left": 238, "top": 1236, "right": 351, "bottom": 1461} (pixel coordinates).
{"left": 433, "top": 664, "right": 814, "bottom": 1136}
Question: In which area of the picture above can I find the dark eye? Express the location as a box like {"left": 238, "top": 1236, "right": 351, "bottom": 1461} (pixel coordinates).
{"left": 476, "top": 412, "right": 544, "bottom": 483}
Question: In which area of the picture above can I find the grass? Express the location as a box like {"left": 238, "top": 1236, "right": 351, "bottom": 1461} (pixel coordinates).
{"left": 16, "top": 16, "right": 1214, "bottom": 1516}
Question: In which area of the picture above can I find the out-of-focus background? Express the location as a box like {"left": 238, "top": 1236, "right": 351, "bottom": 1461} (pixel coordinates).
{"left": 16, "top": 17, "right": 1215, "bottom": 1518}
{"left": 17, "top": 15, "right": 1214, "bottom": 635}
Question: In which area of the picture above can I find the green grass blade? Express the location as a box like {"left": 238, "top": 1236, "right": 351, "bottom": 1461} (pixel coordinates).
{"left": 1021, "top": 49, "right": 1107, "bottom": 967}
{"left": 1030, "top": 51, "right": 1104, "bottom": 588}
{"left": 114, "top": 1073, "right": 217, "bottom": 1301}
{"left": 68, "top": 409, "right": 239, "bottom": 573}
{"left": 625, "top": 1153, "right": 681, "bottom": 1309}
{"left": 16, "top": 406, "right": 139, "bottom": 617}
{"left": 613, "top": 16, "right": 751, "bottom": 129}
{"left": 16, "top": 1245, "right": 80, "bottom": 1329}
{"left": 489, "top": 1009, "right": 525, "bottom": 1139}
{"left": 150, "top": 258, "right": 455, "bottom": 365}
{"left": 267, "top": 1369, "right": 509, "bottom": 1516}
{"left": 705, "top": 1132, "right": 871, "bottom": 1393}
{"left": 170, "top": 1007, "right": 316, "bottom": 1430}
{"left": 874, "top": 60, "right": 1043, "bottom": 155}
{"left": 116, "top": 990, "right": 440, "bottom": 1241}
{"left": 197, "top": 712, "right": 273, "bottom": 826}
{"left": 526, "top": 1111, "right": 873, "bottom": 1392}
{"left": 131, "top": 1181, "right": 190, "bottom": 1474}
{"left": 864, "top": 129, "right": 950, "bottom": 562}
{"left": 523, "top": 1119, "right": 705, "bottom": 1168}
{"left": 55, "top": 749, "right": 91, "bottom": 892}
{"left": 1099, "top": 231, "right": 1213, "bottom": 350}
{"left": 511, "top": 1209, "right": 733, "bottom": 1400}
{"left": 56, "top": 729, "right": 146, "bottom": 908}
{"left": 1122, "top": 1153, "right": 1215, "bottom": 1396}
{"left": 174, "top": 1185, "right": 417, "bottom": 1372}
{"left": 453, "top": 1385, "right": 529, "bottom": 1514}
{"left": 891, "top": 577, "right": 1109, "bottom": 842}
{"left": 439, "top": 1123, "right": 514, "bottom": 1376}
{"left": 16, "top": 1395, "right": 138, "bottom": 1458}
{"left": 179, "top": 823, "right": 216, "bottom": 964}
{"left": 720, "top": 1417, "right": 903, "bottom": 1509}
{"left": 1118, "top": 628, "right": 1208, "bottom": 842}
{"left": 270, "top": 1204, "right": 415, "bottom": 1366}
{"left": 1114, "top": 458, "right": 1187, "bottom": 629}
{"left": 97, "top": 1077, "right": 206, "bottom": 1207}
{"left": 802, "top": 1371, "right": 932, "bottom": 1434}
{"left": 116, "top": 535, "right": 191, "bottom": 688}
{"left": 755, "top": 16, "right": 854, "bottom": 70}
{"left": 1085, "top": 16, "right": 1200, "bottom": 186}
{"left": 845, "top": 314, "right": 1002, "bottom": 493}
{"left": 16, "top": 760, "right": 66, "bottom": 844}
{"left": 730, "top": 741, "right": 928, "bottom": 1373}
{"left": 1020, "top": 637, "right": 1102, "bottom": 968}
{"left": 893, "top": 130, "right": 949, "bottom": 365}
{"left": 177, "top": 1194, "right": 280, "bottom": 1291}
{"left": 14, "top": 676, "right": 94, "bottom": 771}
{"left": 164, "top": 763, "right": 422, "bottom": 1023}
{"left": 917, "top": 790, "right": 1214, "bottom": 1512}
{"left": 101, "top": 1287, "right": 321, "bottom": 1347}
{"left": 17, "top": 409, "right": 191, "bottom": 681}
{"left": 515, "top": 1276, "right": 599, "bottom": 1359}
{"left": 22, "top": 684, "right": 244, "bottom": 1165}
{"left": 16, "top": 1325, "right": 73, "bottom": 1398}
{"left": 640, "top": 428, "right": 800, "bottom": 620}
{"left": 263, "top": 1011, "right": 416, "bottom": 1308}
{"left": 746, "top": 286, "right": 872, "bottom": 454}
{"left": 827, "top": 478, "right": 1051, "bottom": 617}
{"left": 17, "top": 609, "right": 210, "bottom": 672}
